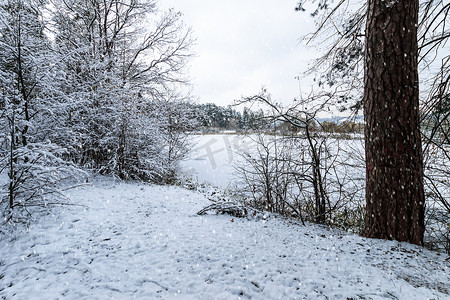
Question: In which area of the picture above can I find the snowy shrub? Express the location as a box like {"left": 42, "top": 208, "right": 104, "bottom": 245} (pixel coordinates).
{"left": 423, "top": 134, "right": 450, "bottom": 253}
{"left": 148, "top": 94, "right": 199, "bottom": 183}
{"left": 235, "top": 131, "right": 365, "bottom": 228}
{"left": 0, "top": 142, "right": 85, "bottom": 224}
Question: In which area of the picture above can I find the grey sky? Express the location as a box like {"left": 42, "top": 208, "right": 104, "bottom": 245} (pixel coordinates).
{"left": 159, "top": 0, "right": 317, "bottom": 107}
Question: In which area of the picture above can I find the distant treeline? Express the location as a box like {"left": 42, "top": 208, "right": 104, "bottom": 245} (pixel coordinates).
{"left": 193, "top": 103, "right": 267, "bottom": 131}
{"left": 192, "top": 103, "right": 366, "bottom": 134}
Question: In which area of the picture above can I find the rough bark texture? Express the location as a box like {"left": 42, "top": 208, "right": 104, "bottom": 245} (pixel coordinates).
{"left": 363, "top": 0, "right": 425, "bottom": 245}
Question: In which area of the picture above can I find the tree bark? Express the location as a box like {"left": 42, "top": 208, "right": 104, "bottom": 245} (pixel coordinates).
{"left": 364, "top": 0, "right": 425, "bottom": 245}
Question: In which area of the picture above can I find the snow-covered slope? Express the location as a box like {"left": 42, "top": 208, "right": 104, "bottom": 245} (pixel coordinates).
{"left": 0, "top": 177, "right": 448, "bottom": 299}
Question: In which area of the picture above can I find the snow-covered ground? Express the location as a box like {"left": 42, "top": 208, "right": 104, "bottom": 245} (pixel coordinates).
{"left": 1, "top": 176, "right": 448, "bottom": 299}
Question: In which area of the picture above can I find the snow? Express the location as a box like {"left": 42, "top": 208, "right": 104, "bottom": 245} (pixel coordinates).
{"left": 182, "top": 134, "right": 254, "bottom": 188}
{"left": 1, "top": 176, "right": 449, "bottom": 299}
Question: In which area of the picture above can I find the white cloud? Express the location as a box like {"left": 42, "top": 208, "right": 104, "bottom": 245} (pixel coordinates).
{"left": 159, "top": 0, "right": 318, "bottom": 106}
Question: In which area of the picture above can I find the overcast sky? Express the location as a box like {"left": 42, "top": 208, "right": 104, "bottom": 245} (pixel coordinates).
{"left": 158, "top": 0, "right": 318, "bottom": 107}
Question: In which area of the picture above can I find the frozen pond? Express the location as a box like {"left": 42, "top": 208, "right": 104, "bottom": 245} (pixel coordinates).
{"left": 181, "top": 133, "right": 366, "bottom": 189}
{"left": 181, "top": 134, "right": 256, "bottom": 188}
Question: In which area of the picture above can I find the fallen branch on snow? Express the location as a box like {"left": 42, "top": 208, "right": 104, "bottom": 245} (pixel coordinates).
{"left": 197, "top": 201, "right": 269, "bottom": 220}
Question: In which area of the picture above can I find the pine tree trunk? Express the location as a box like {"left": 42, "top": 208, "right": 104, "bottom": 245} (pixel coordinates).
{"left": 363, "top": 0, "right": 425, "bottom": 245}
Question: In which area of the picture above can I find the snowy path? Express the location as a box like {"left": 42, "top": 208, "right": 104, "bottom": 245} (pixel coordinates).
{"left": 0, "top": 177, "right": 449, "bottom": 299}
